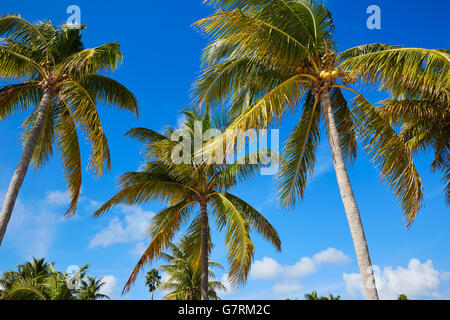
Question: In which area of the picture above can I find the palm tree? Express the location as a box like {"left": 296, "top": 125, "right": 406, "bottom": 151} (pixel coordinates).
{"left": 397, "top": 294, "right": 409, "bottom": 300}
{"left": 192, "top": 0, "right": 436, "bottom": 300}
{"left": 0, "top": 258, "right": 110, "bottom": 300}
{"left": 145, "top": 269, "right": 161, "bottom": 300}
{"left": 1, "top": 262, "right": 73, "bottom": 300}
{"left": 77, "top": 276, "right": 110, "bottom": 300}
{"left": 94, "top": 110, "right": 281, "bottom": 300}
{"left": 304, "top": 290, "right": 340, "bottom": 300}
{"left": 0, "top": 15, "right": 138, "bottom": 245}
{"left": 158, "top": 237, "right": 225, "bottom": 300}
{"left": 0, "top": 257, "right": 51, "bottom": 295}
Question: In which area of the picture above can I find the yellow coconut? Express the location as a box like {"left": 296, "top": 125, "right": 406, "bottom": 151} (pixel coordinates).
{"left": 319, "top": 70, "right": 327, "bottom": 79}
{"left": 322, "top": 71, "right": 332, "bottom": 81}
{"left": 331, "top": 69, "right": 340, "bottom": 79}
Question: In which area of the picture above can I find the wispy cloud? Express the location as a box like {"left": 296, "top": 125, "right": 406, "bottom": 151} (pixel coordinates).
{"left": 89, "top": 206, "right": 154, "bottom": 248}
{"left": 45, "top": 190, "right": 71, "bottom": 206}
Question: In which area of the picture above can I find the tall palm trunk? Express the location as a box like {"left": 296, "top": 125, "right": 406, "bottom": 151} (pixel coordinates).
{"left": 0, "top": 90, "right": 52, "bottom": 246}
{"left": 199, "top": 201, "right": 209, "bottom": 300}
{"left": 321, "top": 90, "right": 379, "bottom": 300}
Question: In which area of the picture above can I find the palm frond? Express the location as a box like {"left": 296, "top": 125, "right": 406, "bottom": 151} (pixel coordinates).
{"left": 122, "top": 201, "right": 194, "bottom": 294}
{"left": 353, "top": 95, "right": 424, "bottom": 226}
{"left": 277, "top": 91, "right": 320, "bottom": 208}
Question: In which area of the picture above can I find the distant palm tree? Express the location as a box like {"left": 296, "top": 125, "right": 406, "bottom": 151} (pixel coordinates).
{"left": 0, "top": 257, "right": 51, "bottom": 295}
{"left": 192, "top": 0, "right": 437, "bottom": 299}
{"left": 0, "top": 15, "right": 138, "bottom": 245}
{"left": 77, "top": 276, "right": 110, "bottom": 300}
{"left": 145, "top": 269, "right": 161, "bottom": 300}
{"left": 1, "top": 263, "right": 73, "bottom": 300}
{"left": 0, "top": 258, "right": 109, "bottom": 300}
{"left": 158, "top": 237, "right": 225, "bottom": 300}
{"left": 398, "top": 294, "right": 409, "bottom": 300}
{"left": 304, "top": 290, "right": 340, "bottom": 300}
{"left": 94, "top": 110, "right": 281, "bottom": 300}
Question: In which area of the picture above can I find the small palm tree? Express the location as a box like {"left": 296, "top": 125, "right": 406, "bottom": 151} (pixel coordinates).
{"left": 77, "top": 276, "right": 110, "bottom": 300}
{"left": 94, "top": 110, "right": 281, "bottom": 300}
{"left": 145, "top": 269, "right": 161, "bottom": 300}
{"left": 397, "top": 294, "right": 409, "bottom": 300}
{"left": 158, "top": 237, "right": 225, "bottom": 300}
{"left": 192, "top": 0, "right": 439, "bottom": 299}
{"left": 305, "top": 290, "right": 340, "bottom": 300}
{"left": 0, "top": 15, "right": 138, "bottom": 245}
{"left": 0, "top": 257, "right": 51, "bottom": 295}
{"left": 1, "top": 264, "right": 73, "bottom": 300}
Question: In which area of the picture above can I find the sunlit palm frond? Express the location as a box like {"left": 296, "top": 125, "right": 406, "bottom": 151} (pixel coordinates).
{"left": 54, "top": 107, "right": 82, "bottom": 216}
{"left": 277, "top": 91, "right": 320, "bottom": 208}
{"left": 122, "top": 201, "right": 195, "bottom": 294}
{"left": 84, "top": 74, "right": 138, "bottom": 116}
{"left": 0, "top": 82, "right": 41, "bottom": 119}
{"left": 57, "top": 42, "right": 122, "bottom": 78}
{"left": 224, "top": 192, "right": 281, "bottom": 251}
{"left": 340, "top": 47, "right": 450, "bottom": 105}
{"left": 58, "top": 80, "right": 111, "bottom": 176}
{"left": 352, "top": 95, "right": 424, "bottom": 226}
{"left": 0, "top": 14, "right": 51, "bottom": 61}
{"left": 210, "top": 193, "right": 254, "bottom": 287}
{"left": 194, "top": 9, "right": 309, "bottom": 67}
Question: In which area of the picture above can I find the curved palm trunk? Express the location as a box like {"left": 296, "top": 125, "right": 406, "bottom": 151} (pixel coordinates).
{"left": 321, "top": 90, "right": 379, "bottom": 300}
{"left": 200, "top": 201, "right": 209, "bottom": 300}
{"left": 0, "top": 90, "right": 52, "bottom": 246}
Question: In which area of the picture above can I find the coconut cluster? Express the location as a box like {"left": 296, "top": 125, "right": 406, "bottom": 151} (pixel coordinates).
{"left": 319, "top": 68, "right": 340, "bottom": 81}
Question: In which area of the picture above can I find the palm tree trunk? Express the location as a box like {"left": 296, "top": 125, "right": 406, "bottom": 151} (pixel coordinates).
{"left": 0, "top": 90, "right": 52, "bottom": 246}
{"left": 321, "top": 90, "right": 379, "bottom": 300}
{"left": 200, "top": 201, "right": 209, "bottom": 300}
{"left": 151, "top": 290, "right": 154, "bottom": 300}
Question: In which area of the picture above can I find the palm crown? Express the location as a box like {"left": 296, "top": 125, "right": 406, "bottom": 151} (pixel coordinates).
{"left": 193, "top": 0, "right": 425, "bottom": 223}
{"left": 94, "top": 110, "right": 281, "bottom": 296}
{"left": 0, "top": 15, "right": 138, "bottom": 244}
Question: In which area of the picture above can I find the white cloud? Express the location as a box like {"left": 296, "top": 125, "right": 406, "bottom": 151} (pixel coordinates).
{"left": 273, "top": 282, "right": 302, "bottom": 294}
{"left": 89, "top": 206, "right": 154, "bottom": 248}
{"left": 251, "top": 248, "right": 350, "bottom": 281}
{"left": 250, "top": 257, "right": 283, "bottom": 280}
{"left": 313, "top": 248, "right": 351, "bottom": 266}
{"left": 45, "top": 190, "right": 71, "bottom": 206}
{"left": 344, "top": 259, "right": 449, "bottom": 300}
{"left": 100, "top": 275, "right": 118, "bottom": 297}
{"left": 285, "top": 257, "right": 316, "bottom": 277}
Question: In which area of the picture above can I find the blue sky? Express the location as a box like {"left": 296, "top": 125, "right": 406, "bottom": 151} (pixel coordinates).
{"left": 0, "top": 0, "right": 449, "bottom": 300}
